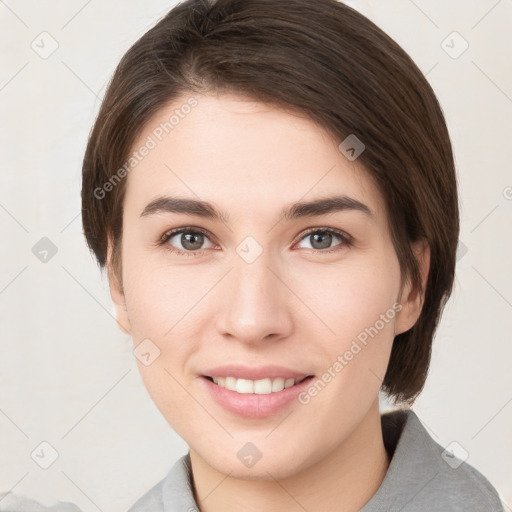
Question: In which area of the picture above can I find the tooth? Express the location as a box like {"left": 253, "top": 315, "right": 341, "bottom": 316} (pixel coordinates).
{"left": 254, "top": 378, "right": 272, "bottom": 394}
{"left": 271, "top": 377, "right": 285, "bottom": 392}
{"left": 236, "top": 378, "right": 254, "bottom": 394}
{"left": 284, "top": 378, "right": 295, "bottom": 389}
{"left": 225, "top": 376, "right": 237, "bottom": 391}
{"left": 211, "top": 376, "right": 303, "bottom": 394}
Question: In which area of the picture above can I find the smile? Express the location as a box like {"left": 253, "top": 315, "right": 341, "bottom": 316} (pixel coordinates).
{"left": 206, "top": 375, "right": 311, "bottom": 395}
{"left": 201, "top": 374, "right": 315, "bottom": 418}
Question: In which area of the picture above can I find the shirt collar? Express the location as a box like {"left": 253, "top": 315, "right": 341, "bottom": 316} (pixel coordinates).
{"left": 361, "top": 409, "right": 443, "bottom": 511}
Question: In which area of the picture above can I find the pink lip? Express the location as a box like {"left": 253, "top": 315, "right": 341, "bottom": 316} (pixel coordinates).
{"left": 200, "top": 375, "right": 315, "bottom": 418}
{"left": 201, "top": 364, "right": 311, "bottom": 380}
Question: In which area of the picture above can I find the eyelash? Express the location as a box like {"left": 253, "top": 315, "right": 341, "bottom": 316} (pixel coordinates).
{"left": 157, "top": 226, "right": 353, "bottom": 258}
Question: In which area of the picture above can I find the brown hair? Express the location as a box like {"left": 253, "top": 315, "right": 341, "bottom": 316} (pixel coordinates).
{"left": 81, "top": 0, "right": 459, "bottom": 405}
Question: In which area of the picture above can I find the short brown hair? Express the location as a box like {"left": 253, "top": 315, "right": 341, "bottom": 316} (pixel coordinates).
{"left": 81, "top": 0, "right": 459, "bottom": 405}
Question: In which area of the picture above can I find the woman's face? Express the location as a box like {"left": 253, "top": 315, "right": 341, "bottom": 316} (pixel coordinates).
{"left": 110, "top": 93, "right": 423, "bottom": 480}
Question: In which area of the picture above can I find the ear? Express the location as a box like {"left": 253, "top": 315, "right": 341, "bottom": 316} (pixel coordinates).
{"left": 394, "top": 238, "right": 430, "bottom": 336}
{"left": 106, "top": 239, "right": 131, "bottom": 335}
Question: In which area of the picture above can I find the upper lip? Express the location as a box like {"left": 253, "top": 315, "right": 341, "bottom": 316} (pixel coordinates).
{"left": 202, "top": 364, "right": 313, "bottom": 381}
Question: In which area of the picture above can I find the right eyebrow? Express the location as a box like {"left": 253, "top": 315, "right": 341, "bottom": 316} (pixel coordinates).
{"left": 140, "top": 196, "right": 230, "bottom": 224}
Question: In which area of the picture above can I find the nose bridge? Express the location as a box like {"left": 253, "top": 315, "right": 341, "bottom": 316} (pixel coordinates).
{"left": 234, "top": 249, "right": 274, "bottom": 302}
{"left": 215, "top": 243, "right": 291, "bottom": 342}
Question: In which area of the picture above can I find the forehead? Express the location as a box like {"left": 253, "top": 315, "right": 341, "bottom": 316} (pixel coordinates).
{"left": 123, "top": 93, "right": 386, "bottom": 224}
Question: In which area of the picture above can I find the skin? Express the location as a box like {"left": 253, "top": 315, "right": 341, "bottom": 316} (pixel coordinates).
{"left": 108, "top": 92, "right": 430, "bottom": 512}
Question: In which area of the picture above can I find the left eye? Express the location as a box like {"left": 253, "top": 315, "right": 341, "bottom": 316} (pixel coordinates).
{"left": 295, "top": 228, "right": 350, "bottom": 252}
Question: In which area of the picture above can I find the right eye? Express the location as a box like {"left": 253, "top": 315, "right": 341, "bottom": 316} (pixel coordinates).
{"left": 159, "top": 227, "right": 217, "bottom": 257}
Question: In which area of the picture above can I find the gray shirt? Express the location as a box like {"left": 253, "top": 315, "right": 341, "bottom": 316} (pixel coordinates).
{"left": 0, "top": 410, "right": 504, "bottom": 511}
{"left": 127, "top": 409, "right": 505, "bottom": 511}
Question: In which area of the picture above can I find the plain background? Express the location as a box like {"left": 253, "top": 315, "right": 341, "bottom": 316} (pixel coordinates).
{"left": 0, "top": 0, "right": 511, "bottom": 510}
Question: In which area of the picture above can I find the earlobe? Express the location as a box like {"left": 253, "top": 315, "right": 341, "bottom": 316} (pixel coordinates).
{"left": 106, "top": 240, "right": 132, "bottom": 335}
{"left": 394, "top": 238, "right": 431, "bottom": 336}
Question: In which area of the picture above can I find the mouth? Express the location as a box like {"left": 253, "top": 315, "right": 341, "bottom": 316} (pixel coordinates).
{"left": 202, "top": 375, "right": 315, "bottom": 395}
{"left": 201, "top": 373, "right": 316, "bottom": 418}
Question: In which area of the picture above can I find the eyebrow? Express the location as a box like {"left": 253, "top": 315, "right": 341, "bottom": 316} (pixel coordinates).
{"left": 140, "top": 194, "right": 373, "bottom": 223}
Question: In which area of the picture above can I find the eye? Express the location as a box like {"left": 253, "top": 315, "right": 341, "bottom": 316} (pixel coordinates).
{"left": 295, "top": 227, "right": 352, "bottom": 254}
{"left": 159, "top": 227, "right": 216, "bottom": 257}
{"left": 158, "top": 226, "right": 352, "bottom": 257}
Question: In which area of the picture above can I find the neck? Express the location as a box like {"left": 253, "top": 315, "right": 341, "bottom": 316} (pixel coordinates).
{"left": 189, "top": 399, "right": 390, "bottom": 512}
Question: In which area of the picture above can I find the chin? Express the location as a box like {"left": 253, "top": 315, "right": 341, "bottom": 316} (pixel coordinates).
{"left": 199, "top": 445, "right": 315, "bottom": 482}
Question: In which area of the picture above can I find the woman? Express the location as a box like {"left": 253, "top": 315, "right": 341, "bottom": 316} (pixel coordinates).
{"left": 80, "top": 0, "right": 504, "bottom": 510}
{"left": 1, "top": 0, "right": 503, "bottom": 510}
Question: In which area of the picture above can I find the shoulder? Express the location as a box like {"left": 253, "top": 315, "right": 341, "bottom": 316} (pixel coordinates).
{"left": 124, "top": 479, "right": 165, "bottom": 512}
{"left": 0, "top": 493, "right": 82, "bottom": 512}
{"left": 363, "top": 409, "right": 505, "bottom": 511}
{"left": 126, "top": 479, "right": 166, "bottom": 512}
{"left": 421, "top": 430, "right": 504, "bottom": 510}
{"left": 126, "top": 454, "right": 197, "bottom": 512}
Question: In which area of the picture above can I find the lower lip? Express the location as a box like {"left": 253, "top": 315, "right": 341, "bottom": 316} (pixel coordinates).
{"left": 200, "top": 376, "right": 315, "bottom": 419}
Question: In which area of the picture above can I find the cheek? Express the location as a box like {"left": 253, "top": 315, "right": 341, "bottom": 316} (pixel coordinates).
{"left": 290, "top": 253, "right": 401, "bottom": 344}
{"left": 289, "top": 255, "right": 400, "bottom": 405}
{"left": 121, "top": 261, "right": 205, "bottom": 433}
{"left": 121, "top": 236, "right": 211, "bottom": 338}
{"left": 122, "top": 262, "right": 206, "bottom": 378}
{"left": 289, "top": 261, "right": 400, "bottom": 442}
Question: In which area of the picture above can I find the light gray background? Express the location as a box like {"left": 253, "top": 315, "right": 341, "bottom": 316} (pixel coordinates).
{"left": 1, "top": 0, "right": 511, "bottom": 511}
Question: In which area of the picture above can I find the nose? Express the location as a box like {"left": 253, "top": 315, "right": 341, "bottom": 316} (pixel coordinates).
{"left": 214, "top": 248, "right": 294, "bottom": 346}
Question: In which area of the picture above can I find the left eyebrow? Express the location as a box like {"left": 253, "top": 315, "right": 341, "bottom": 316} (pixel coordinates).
{"left": 139, "top": 194, "right": 373, "bottom": 223}
{"left": 280, "top": 195, "right": 373, "bottom": 221}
